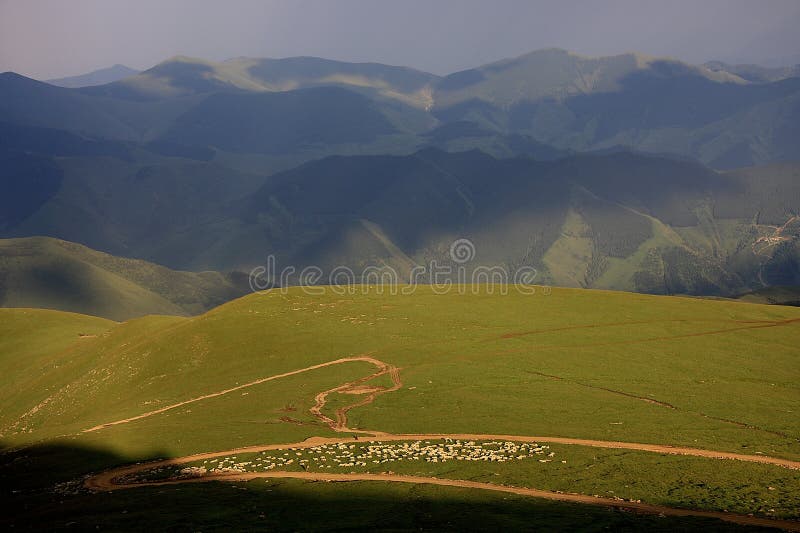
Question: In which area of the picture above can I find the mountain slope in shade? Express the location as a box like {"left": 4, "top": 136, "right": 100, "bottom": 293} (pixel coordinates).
{"left": 244, "top": 151, "right": 800, "bottom": 296}
{"left": 161, "top": 87, "right": 401, "bottom": 154}
{"left": 2, "top": 139, "right": 798, "bottom": 297}
{"left": 46, "top": 64, "right": 139, "bottom": 88}
{"left": 0, "top": 237, "right": 250, "bottom": 321}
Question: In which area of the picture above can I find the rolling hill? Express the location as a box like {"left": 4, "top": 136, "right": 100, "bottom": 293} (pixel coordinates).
{"left": 1, "top": 287, "right": 799, "bottom": 529}
{"left": 0, "top": 237, "right": 250, "bottom": 320}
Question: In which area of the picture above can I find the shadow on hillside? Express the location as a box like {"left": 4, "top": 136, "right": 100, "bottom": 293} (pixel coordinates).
{"left": 1, "top": 440, "right": 145, "bottom": 483}
{"left": 0, "top": 440, "right": 762, "bottom": 532}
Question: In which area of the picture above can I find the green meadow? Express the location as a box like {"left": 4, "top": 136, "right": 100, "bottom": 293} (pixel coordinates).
{"left": 1, "top": 285, "right": 799, "bottom": 529}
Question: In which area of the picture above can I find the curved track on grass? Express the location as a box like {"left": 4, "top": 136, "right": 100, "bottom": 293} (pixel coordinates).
{"left": 83, "top": 354, "right": 800, "bottom": 530}
{"left": 82, "top": 355, "right": 397, "bottom": 434}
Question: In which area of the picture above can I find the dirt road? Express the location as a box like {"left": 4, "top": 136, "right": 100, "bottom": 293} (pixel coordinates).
{"left": 82, "top": 355, "right": 395, "bottom": 433}
{"left": 80, "top": 354, "right": 800, "bottom": 530}
{"left": 85, "top": 461, "right": 800, "bottom": 531}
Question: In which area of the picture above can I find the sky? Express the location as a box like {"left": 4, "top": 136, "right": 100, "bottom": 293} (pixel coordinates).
{"left": 2, "top": 0, "right": 800, "bottom": 80}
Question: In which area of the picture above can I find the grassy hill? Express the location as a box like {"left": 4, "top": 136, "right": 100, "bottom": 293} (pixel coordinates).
{"left": 0, "top": 237, "right": 249, "bottom": 320}
{"left": 1, "top": 286, "right": 798, "bottom": 529}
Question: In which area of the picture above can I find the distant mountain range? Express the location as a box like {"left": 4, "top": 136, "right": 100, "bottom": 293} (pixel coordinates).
{"left": 45, "top": 64, "right": 140, "bottom": 88}
{"left": 703, "top": 60, "right": 800, "bottom": 83}
{"left": 2, "top": 48, "right": 794, "bottom": 168}
{"left": 1, "top": 48, "right": 798, "bottom": 301}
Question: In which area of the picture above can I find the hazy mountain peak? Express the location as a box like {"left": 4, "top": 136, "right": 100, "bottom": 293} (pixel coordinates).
{"left": 79, "top": 54, "right": 439, "bottom": 107}
{"left": 46, "top": 64, "right": 139, "bottom": 88}
{"left": 703, "top": 60, "right": 800, "bottom": 83}
{"left": 434, "top": 48, "right": 747, "bottom": 108}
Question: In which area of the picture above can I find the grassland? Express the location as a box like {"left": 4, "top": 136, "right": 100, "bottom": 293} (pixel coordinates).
{"left": 1, "top": 285, "right": 799, "bottom": 530}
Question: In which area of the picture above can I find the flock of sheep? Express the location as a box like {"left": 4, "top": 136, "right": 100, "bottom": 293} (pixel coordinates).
{"left": 155, "top": 439, "right": 563, "bottom": 481}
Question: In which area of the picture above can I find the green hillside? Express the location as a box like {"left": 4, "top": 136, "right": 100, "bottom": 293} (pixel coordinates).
{"left": 0, "top": 237, "right": 249, "bottom": 320}
{"left": 245, "top": 151, "right": 800, "bottom": 296}
{"left": 3, "top": 142, "right": 798, "bottom": 296}
{"left": 1, "top": 287, "right": 799, "bottom": 529}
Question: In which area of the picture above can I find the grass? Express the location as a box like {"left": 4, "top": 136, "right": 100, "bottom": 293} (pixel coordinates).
{"left": 1, "top": 285, "right": 799, "bottom": 529}
{"left": 143, "top": 439, "right": 800, "bottom": 519}
{"left": 4, "top": 476, "right": 762, "bottom": 531}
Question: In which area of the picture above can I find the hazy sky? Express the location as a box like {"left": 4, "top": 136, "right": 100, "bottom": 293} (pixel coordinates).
{"left": 2, "top": 0, "right": 799, "bottom": 79}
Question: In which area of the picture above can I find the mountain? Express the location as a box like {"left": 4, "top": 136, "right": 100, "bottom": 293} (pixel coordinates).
{"left": 81, "top": 55, "right": 439, "bottom": 108}
{"left": 46, "top": 64, "right": 139, "bottom": 88}
{"left": 3, "top": 49, "right": 800, "bottom": 167}
{"left": 0, "top": 237, "right": 250, "bottom": 320}
{"left": 1, "top": 70, "right": 431, "bottom": 152}
{"left": 161, "top": 87, "right": 401, "bottom": 154}
{"left": 243, "top": 150, "right": 800, "bottom": 296}
{"left": 434, "top": 48, "right": 746, "bottom": 109}
{"left": 432, "top": 49, "right": 800, "bottom": 168}
{"left": 2, "top": 129, "right": 798, "bottom": 296}
{"left": 1, "top": 49, "right": 799, "bottom": 297}
{"left": 704, "top": 60, "right": 800, "bottom": 83}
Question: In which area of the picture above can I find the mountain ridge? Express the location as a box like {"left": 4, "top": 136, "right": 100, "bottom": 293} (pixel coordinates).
{"left": 45, "top": 64, "right": 139, "bottom": 88}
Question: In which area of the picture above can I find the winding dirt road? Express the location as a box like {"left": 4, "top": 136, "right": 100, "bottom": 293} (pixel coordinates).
{"left": 83, "top": 356, "right": 395, "bottom": 433}
{"left": 81, "top": 354, "right": 800, "bottom": 530}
